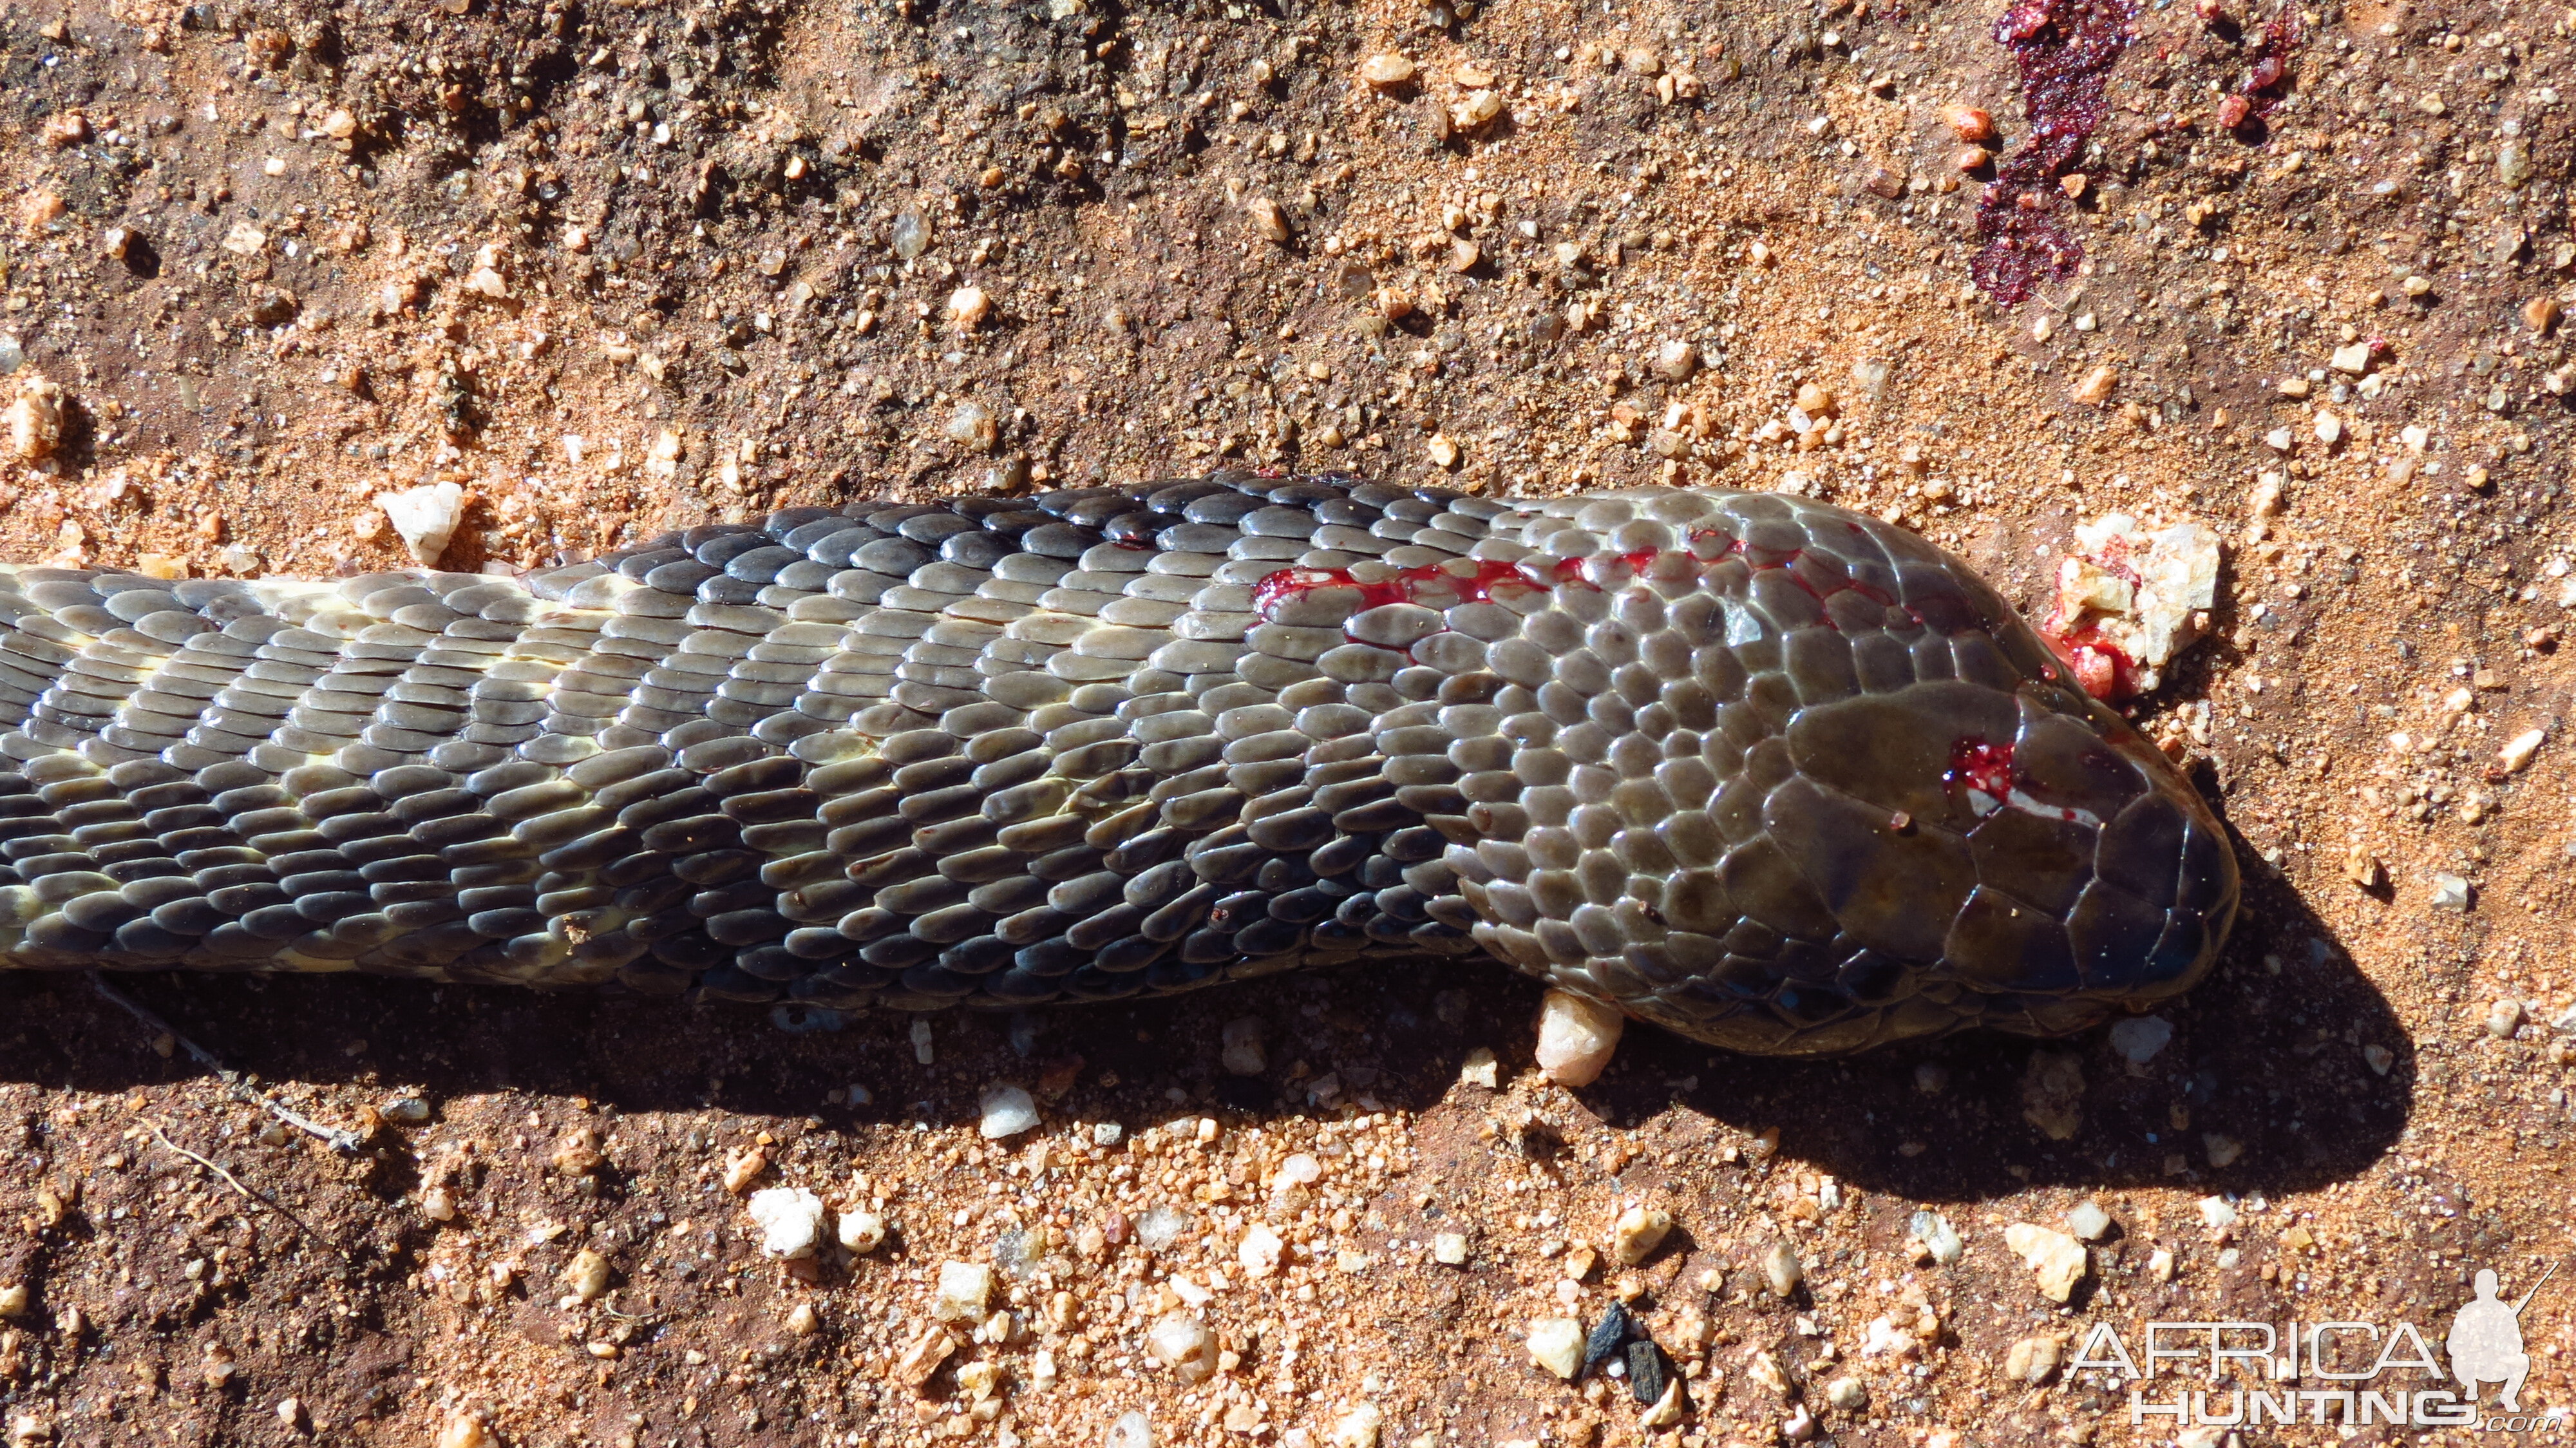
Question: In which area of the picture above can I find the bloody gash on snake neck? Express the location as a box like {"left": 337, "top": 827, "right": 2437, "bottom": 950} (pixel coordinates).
{"left": 0, "top": 474, "right": 2237, "bottom": 1057}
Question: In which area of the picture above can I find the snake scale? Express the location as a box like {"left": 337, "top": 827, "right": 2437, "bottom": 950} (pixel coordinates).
{"left": 0, "top": 473, "right": 2237, "bottom": 1056}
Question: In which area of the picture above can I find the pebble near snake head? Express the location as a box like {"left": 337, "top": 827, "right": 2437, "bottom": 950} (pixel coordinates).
{"left": 0, "top": 473, "right": 2237, "bottom": 1058}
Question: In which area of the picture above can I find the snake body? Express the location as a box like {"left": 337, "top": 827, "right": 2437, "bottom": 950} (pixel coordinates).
{"left": 0, "top": 474, "right": 2236, "bottom": 1055}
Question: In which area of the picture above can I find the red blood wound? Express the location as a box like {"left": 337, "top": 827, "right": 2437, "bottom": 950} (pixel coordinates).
{"left": 2040, "top": 624, "right": 2136, "bottom": 701}
{"left": 1251, "top": 557, "right": 1557, "bottom": 620}
{"left": 1945, "top": 738, "right": 2020, "bottom": 800}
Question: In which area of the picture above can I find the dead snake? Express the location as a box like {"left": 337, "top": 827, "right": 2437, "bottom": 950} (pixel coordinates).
{"left": 0, "top": 473, "right": 2237, "bottom": 1056}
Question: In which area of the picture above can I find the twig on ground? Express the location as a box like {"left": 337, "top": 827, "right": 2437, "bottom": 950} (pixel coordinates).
{"left": 91, "top": 974, "right": 366, "bottom": 1154}
{"left": 140, "top": 1119, "right": 346, "bottom": 1255}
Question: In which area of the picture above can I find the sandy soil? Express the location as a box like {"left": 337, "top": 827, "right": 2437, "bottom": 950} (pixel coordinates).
{"left": 0, "top": 0, "right": 2573, "bottom": 1442}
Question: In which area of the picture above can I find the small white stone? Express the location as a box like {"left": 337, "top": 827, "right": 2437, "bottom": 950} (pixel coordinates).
{"left": 2108, "top": 1016, "right": 2173, "bottom": 1065}
{"left": 979, "top": 1084, "right": 1040, "bottom": 1139}
{"left": 948, "top": 286, "right": 992, "bottom": 330}
{"left": 1526, "top": 1317, "right": 1585, "bottom": 1378}
{"left": 1135, "top": 1205, "right": 1191, "bottom": 1249}
{"left": 5, "top": 372, "right": 64, "bottom": 461}
{"left": 2065, "top": 1200, "right": 2113, "bottom": 1242}
{"left": 1106, "top": 1411, "right": 1155, "bottom": 1448}
{"left": 1861, "top": 1317, "right": 1915, "bottom": 1358}
{"left": 2487, "top": 998, "right": 2526, "bottom": 1040}
{"left": 1907, "top": 1210, "right": 1963, "bottom": 1265}
{"left": 2430, "top": 873, "right": 2473, "bottom": 910}
{"left": 1359, "top": 53, "right": 1416, "bottom": 87}
{"left": 2500, "top": 729, "right": 2546, "bottom": 774}
{"left": 1145, "top": 1313, "right": 1218, "bottom": 1382}
{"left": 1246, "top": 197, "right": 1291, "bottom": 243}
{"left": 2002, "top": 1223, "right": 2087, "bottom": 1302}
{"left": 1458, "top": 1047, "right": 1500, "bottom": 1089}
{"left": 746, "top": 1187, "right": 828, "bottom": 1258}
{"left": 1533, "top": 989, "right": 1624, "bottom": 1086}
{"left": 837, "top": 1209, "right": 887, "bottom": 1254}
{"left": 2003, "top": 1334, "right": 2063, "bottom": 1384}
{"left": 1759, "top": 1239, "right": 1804, "bottom": 1297}
{"left": 1238, "top": 1223, "right": 1285, "bottom": 1278}
{"left": 2197, "top": 1196, "right": 2239, "bottom": 1230}
{"left": 1823, "top": 1376, "right": 1868, "bottom": 1411}
{"left": 934, "top": 1261, "right": 995, "bottom": 1322}
{"left": 1654, "top": 339, "right": 1698, "bottom": 382}
{"left": 1331, "top": 1404, "right": 1383, "bottom": 1448}
{"left": 374, "top": 481, "right": 466, "bottom": 566}
{"left": 1220, "top": 1016, "right": 1267, "bottom": 1076}
{"left": 562, "top": 1248, "right": 611, "bottom": 1302}
{"left": 945, "top": 399, "right": 999, "bottom": 451}
{"left": 2330, "top": 342, "right": 2372, "bottom": 374}
{"left": 1432, "top": 1232, "right": 1470, "bottom": 1266}
{"left": 1608, "top": 1205, "right": 1674, "bottom": 1265}
{"left": 2148, "top": 1246, "right": 2177, "bottom": 1281}
{"left": 1641, "top": 1380, "right": 1686, "bottom": 1428}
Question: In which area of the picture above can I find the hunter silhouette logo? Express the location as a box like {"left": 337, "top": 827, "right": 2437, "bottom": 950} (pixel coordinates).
{"left": 2448, "top": 1263, "right": 2553, "bottom": 1413}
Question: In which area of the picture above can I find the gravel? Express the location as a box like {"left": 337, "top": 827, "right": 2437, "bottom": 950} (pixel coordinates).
{"left": 1526, "top": 1317, "right": 1584, "bottom": 1380}
{"left": 2107, "top": 1016, "right": 2174, "bottom": 1065}
{"left": 1532, "top": 989, "right": 1623, "bottom": 1087}
{"left": 744, "top": 1186, "right": 828, "bottom": 1259}
{"left": 1135, "top": 1206, "right": 1192, "bottom": 1250}
{"left": 1909, "top": 1210, "right": 1964, "bottom": 1266}
{"left": 2002, "top": 1223, "right": 2088, "bottom": 1302}
{"left": 1238, "top": 1224, "right": 1285, "bottom": 1278}
{"left": 1219, "top": 1016, "right": 1268, "bottom": 1076}
{"left": 562, "top": 1249, "right": 611, "bottom": 1304}
{"left": 2002, "top": 1333, "right": 2063, "bottom": 1384}
{"left": 2065, "top": 1200, "right": 2113, "bottom": 1243}
{"left": 978, "top": 1084, "right": 1041, "bottom": 1139}
{"left": 1759, "top": 1240, "right": 1804, "bottom": 1297}
{"left": 837, "top": 1210, "right": 887, "bottom": 1255}
{"left": 1608, "top": 1205, "right": 1674, "bottom": 1265}
{"left": 1144, "top": 1313, "right": 1217, "bottom": 1382}
{"left": 933, "top": 1262, "right": 995, "bottom": 1323}
{"left": 373, "top": 481, "right": 465, "bottom": 566}
{"left": 2487, "top": 999, "right": 2527, "bottom": 1039}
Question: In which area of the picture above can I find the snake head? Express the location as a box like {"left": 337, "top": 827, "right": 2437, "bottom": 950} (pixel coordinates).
{"left": 1423, "top": 488, "right": 2239, "bottom": 1056}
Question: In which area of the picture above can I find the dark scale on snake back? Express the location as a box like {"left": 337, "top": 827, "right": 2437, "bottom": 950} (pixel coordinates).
{"left": 0, "top": 475, "right": 2237, "bottom": 1057}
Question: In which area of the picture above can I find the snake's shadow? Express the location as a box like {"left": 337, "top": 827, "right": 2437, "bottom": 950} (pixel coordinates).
{"left": 1575, "top": 833, "right": 2414, "bottom": 1203}
{"left": 0, "top": 821, "right": 2403, "bottom": 1206}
